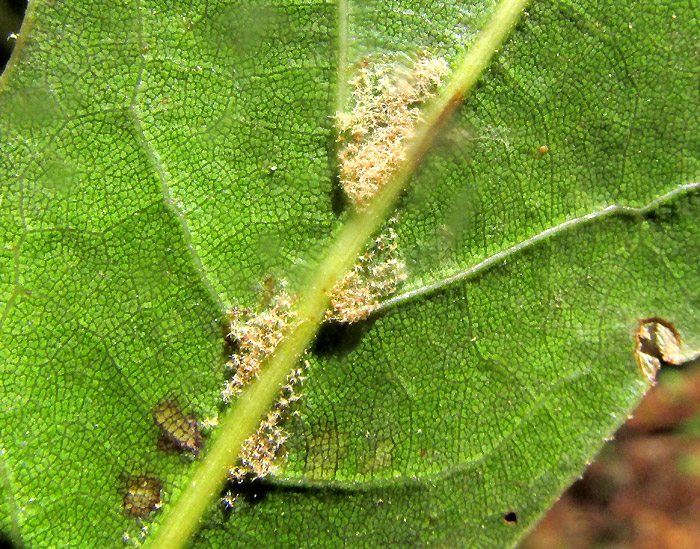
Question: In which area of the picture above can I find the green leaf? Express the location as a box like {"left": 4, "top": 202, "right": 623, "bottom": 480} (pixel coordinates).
{"left": 1, "top": 1, "right": 698, "bottom": 548}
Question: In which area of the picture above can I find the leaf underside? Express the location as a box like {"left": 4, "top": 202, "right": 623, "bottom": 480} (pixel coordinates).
{"left": 1, "top": 1, "right": 699, "bottom": 547}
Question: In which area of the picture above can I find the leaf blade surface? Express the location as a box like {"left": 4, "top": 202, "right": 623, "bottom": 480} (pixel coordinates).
{"left": 0, "top": 0, "right": 698, "bottom": 547}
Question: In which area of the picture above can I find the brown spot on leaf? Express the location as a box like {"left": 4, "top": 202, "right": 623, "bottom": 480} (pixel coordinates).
{"left": 635, "top": 318, "right": 683, "bottom": 384}
{"left": 152, "top": 399, "right": 202, "bottom": 455}
{"left": 157, "top": 433, "right": 186, "bottom": 454}
{"left": 123, "top": 476, "right": 161, "bottom": 518}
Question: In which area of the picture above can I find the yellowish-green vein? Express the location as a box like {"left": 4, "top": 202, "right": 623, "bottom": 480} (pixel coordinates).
{"left": 146, "top": 1, "right": 528, "bottom": 547}
{"left": 380, "top": 182, "right": 700, "bottom": 312}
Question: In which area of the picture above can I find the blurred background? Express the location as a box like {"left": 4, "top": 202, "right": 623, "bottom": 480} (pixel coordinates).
{"left": 2, "top": 2, "right": 699, "bottom": 546}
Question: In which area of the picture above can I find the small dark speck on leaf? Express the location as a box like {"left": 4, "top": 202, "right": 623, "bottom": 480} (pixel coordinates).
{"left": 503, "top": 511, "right": 518, "bottom": 523}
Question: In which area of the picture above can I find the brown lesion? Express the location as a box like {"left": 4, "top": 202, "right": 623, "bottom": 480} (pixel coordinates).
{"left": 152, "top": 399, "right": 202, "bottom": 456}
{"left": 123, "top": 476, "right": 162, "bottom": 518}
{"left": 634, "top": 318, "right": 684, "bottom": 384}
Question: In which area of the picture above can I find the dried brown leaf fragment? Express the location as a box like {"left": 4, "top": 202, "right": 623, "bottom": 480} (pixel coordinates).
{"left": 634, "top": 318, "right": 683, "bottom": 383}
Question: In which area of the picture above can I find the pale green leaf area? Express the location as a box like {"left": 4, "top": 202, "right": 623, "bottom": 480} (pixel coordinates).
{"left": 0, "top": 0, "right": 698, "bottom": 547}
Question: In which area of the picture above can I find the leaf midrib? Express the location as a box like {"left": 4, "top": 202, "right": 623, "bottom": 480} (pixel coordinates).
{"left": 147, "top": 1, "right": 531, "bottom": 547}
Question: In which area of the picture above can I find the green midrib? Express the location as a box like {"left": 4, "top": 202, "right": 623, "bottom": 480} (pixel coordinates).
{"left": 146, "top": 1, "right": 530, "bottom": 547}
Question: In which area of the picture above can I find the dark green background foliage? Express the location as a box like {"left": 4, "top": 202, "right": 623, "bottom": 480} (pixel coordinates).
{"left": 0, "top": 0, "right": 698, "bottom": 546}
